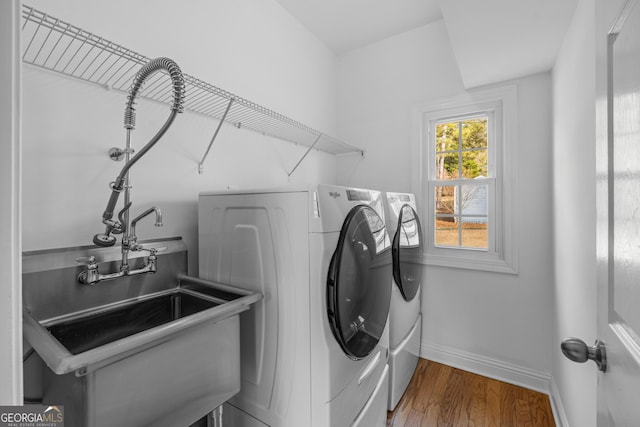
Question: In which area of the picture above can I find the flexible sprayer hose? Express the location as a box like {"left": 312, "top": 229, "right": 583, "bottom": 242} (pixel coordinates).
{"left": 96, "top": 57, "right": 185, "bottom": 246}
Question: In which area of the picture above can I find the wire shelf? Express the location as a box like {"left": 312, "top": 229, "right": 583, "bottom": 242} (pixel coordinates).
{"left": 21, "top": 5, "right": 363, "bottom": 173}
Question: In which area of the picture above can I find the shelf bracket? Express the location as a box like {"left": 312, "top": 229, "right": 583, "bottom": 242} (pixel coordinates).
{"left": 287, "top": 133, "right": 322, "bottom": 178}
{"left": 198, "top": 98, "right": 234, "bottom": 174}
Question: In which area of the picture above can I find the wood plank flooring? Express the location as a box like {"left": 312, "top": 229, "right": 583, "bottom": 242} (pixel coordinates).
{"left": 386, "top": 359, "right": 555, "bottom": 427}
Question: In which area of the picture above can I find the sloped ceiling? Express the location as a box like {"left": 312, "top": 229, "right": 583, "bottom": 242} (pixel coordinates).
{"left": 438, "top": 0, "right": 579, "bottom": 88}
{"left": 274, "top": 0, "right": 579, "bottom": 88}
{"left": 273, "top": 0, "right": 443, "bottom": 54}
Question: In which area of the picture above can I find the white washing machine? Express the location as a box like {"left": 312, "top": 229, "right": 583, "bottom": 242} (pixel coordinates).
{"left": 382, "top": 192, "right": 424, "bottom": 410}
{"left": 198, "top": 184, "right": 392, "bottom": 427}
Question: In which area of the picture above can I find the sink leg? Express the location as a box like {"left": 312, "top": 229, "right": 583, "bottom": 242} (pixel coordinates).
{"left": 207, "top": 405, "right": 223, "bottom": 427}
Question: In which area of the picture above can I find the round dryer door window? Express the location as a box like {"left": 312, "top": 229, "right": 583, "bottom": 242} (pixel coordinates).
{"left": 327, "top": 205, "right": 392, "bottom": 360}
{"left": 392, "top": 205, "right": 424, "bottom": 301}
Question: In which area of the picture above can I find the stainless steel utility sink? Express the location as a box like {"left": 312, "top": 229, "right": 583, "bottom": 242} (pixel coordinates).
{"left": 24, "top": 274, "right": 261, "bottom": 376}
{"left": 22, "top": 239, "right": 261, "bottom": 427}
{"left": 46, "top": 289, "right": 223, "bottom": 356}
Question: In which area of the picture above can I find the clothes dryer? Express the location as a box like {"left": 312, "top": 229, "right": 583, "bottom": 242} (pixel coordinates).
{"left": 198, "top": 184, "right": 392, "bottom": 427}
{"left": 382, "top": 192, "right": 424, "bottom": 410}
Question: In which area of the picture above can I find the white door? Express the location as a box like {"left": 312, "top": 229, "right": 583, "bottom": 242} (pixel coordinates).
{"left": 595, "top": 0, "right": 640, "bottom": 424}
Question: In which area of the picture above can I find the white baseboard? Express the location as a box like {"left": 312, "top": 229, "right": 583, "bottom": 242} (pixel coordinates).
{"left": 420, "top": 342, "right": 567, "bottom": 426}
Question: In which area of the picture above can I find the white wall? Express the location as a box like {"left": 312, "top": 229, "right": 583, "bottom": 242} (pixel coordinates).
{"left": 337, "top": 20, "right": 555, "bottom": 386}
{"left": 552, "top": 0, "right": 597, "bottom": 425}
{"left": 336, "top": 21, "right": 465, "bottom": 191}
{"left": 22, "top": 0, "right": 339, "bottom": 274}
{"left": 421, "top": 73, "right": 554, "bottom": 380}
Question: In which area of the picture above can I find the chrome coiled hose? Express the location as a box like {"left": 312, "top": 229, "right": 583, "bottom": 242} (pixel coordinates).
{"left": 95, "top": 57, "right": 185, "bottom": 246}
{"left": 124, "top": 57, "right": 185, "bottom": 130}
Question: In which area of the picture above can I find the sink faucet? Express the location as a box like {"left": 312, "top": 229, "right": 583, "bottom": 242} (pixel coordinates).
{"left": 79, "top": 58, "right": 184, "bottom": 285}
{"left": 120, "top": 207, "right": 163, "bottom": 273}
{"left": 128, "top": 207, "right": 163, "bottom": 250}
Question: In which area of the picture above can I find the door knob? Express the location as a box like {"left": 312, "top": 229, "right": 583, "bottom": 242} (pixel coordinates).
{"left": 561, "top": 337, "right": 607, "bottom": 372}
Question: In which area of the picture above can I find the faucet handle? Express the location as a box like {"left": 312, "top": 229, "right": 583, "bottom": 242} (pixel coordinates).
{"left": 76, "top": 256, "right": 97, "bottom": 266}
{"left": 76, "top": 256, "right": 100, "bottom": 285}
{"left": 138, "top": 245, "right": 167, "bottom": 254}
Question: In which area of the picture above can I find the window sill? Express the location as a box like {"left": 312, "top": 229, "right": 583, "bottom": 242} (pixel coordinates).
{"left": 424, "top": 253, "right": 518, "bottom": 275}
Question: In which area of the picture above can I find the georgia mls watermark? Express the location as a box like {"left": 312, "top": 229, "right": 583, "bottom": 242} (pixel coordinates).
{"left": 0, "top": 405, "right": 64, "bottom": 427}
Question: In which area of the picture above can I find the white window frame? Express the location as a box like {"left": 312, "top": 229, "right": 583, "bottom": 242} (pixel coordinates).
{"left": 412, "top": 85, "right": 518, "bottom": 274}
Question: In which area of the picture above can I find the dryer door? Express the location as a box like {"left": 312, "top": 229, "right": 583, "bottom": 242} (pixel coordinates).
{"left": 392, "top": 204, "right": 423, "bottom": 301}
{"left": 327, "top": 205, "right": 392, "bottom": 360}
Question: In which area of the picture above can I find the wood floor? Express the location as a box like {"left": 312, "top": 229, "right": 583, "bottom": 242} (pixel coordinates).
{"left": 386, "top": 359, "right": 555, "bottom": 427}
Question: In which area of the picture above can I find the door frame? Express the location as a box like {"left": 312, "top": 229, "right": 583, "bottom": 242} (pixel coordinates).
{"left": 0, "top": 0, "right": 23, "bottom": 405}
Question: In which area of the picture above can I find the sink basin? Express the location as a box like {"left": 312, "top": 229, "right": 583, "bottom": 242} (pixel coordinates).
{"left": 24, "top": 275, "right": 261, "bottom": 377}
{"left": 23, "top": 240, "right": 261, "bottom": 427}
{"left": 47, "top": 289, "right": 221, "bottom": 355}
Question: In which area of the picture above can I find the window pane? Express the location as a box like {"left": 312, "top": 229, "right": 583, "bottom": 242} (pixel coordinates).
{"left": 460, "top": 184, "right": 488, "bottom": 216}
{"left": 461, "top": 118, "right": 488, "bottom": 150}
{"left": 461, "top": 222, "right": 488, "bottom": 249}
{"left": 460, "top": 184, "right": 488, "bottom": 249}
{"left": 435, "top": 153, "right": 459, "bottom": 179}
{"left": 462, "top": 149, "right": 487, "bottom": 178}
{"left": 435, "top": 217, "right": 459, "bottom": 247}
{"left": 435, "top": 122, "right": 459, "bottom": 152}
{"left": 434, "top": 185, "right": 456, "bottom": 215}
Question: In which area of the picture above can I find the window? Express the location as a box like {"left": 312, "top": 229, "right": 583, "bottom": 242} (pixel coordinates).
{"left": 433, "top": 116, "right": 490, "bottom": 249}
{"left": 413, "top": 86, "right": 518, "bottom": 273}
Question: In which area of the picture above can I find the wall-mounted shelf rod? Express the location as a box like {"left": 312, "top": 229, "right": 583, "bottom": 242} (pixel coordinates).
{"left": 21, "top": 4, "right": 364, "bottom": 172}
{"left": 199, "top": 98, "right": 234, "bottom": 174}
{"left": 287, "top": 134, "right": 322, "bottom": 177}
